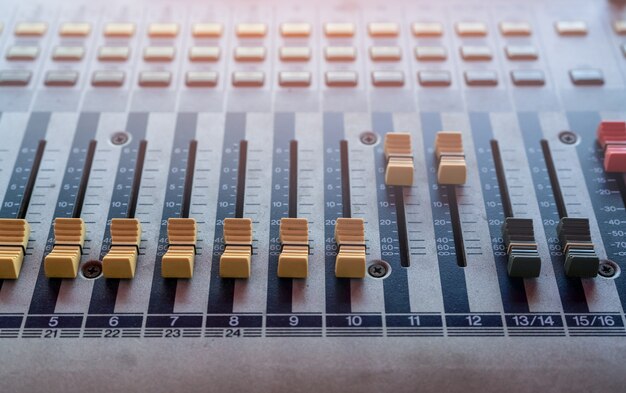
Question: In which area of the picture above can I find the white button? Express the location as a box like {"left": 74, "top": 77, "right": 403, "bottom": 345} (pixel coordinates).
{"left": 415, "top": 46, "right": 447, "bottom": 61}
{"left": 279, "top": 71, "right": 311, "bottom": 87}
{"left": 460, "top": 46, "right": 492, "bottom": 61}
{"left": 192, "top": 23, "right": 223, "bottom": 38}
{"left": 456, "top": 22, "right": 488, "bottom": 37}
{"left": 324, "top": 23, "right": 354, "bottom": 37}
{"left": 232, "top": 71, "right": 265, "bottom": 87}
{"left": 556, "top": 21, "right": 587, "bottom": 36}
{"left": 371, "top": 71, "right": 404, "bottom": 87}
{"left": 45, "top": 70, "right": 79, "bottom": 87}
{"left": 236, "top": 23, "right": 267, "bottom": 38}
{"left": 280, "top": 23, "right": 311, "bottom": 37}
{"left": 279, "top": 47, "right": 311, "bottom": 62}
{"left": 60, "top": 22, "right": 91, "bottom": 37}
{"left": 6, "top": 46, "right": 39, "bottom": 61}
{"left": 505, "top": 45, "right": 538, "bottom": 60}
{"left": 499, "top": 21, "right": 532, "bottom": 36}
{"left": 325, "top": 46, "right": 356, "bottom": 61}
{"left": 92, "top": 70, "right": 125, "bottom": 87}
{"left": 412, "top": 22, "right": 443, "bottom": 37}
{"left": 234, "top": 47, "right": 266, "bottom": 62}
{"left": 52, "top": 46, "right": 85, "bottom": 61}
{"left": 0, "top": 70, "right": 32, "bottom": 86}
{"left": 15, "top": 22, "right": 47, "bottom": 37}
{"left": 615, "top": 21, "right": 626, "bottom": 35}
{"left": 148, "top": 23, "right": 179, "bottom": 38}
{"left": 189, "top": 46, "right": 220, "bottom": 62}
{"left": 104, "top": 22, "right": 135, "bottom": 37}
{"left": 144, "top": 46, "right": 176, "bottom": 62}
{"left": 368, "top": 22, "right": 399, "bottom": 37}
{"left": 98, "top": 46, "right": 130, "bottom": 61}
{"left": 369, "top": 46, "right": 401, "bottom": 61}
{"left": 186, "top": 71, "right": 218, "bottom": 87}
{"left": 139, "top": 71, "right": 172, "bottom": 87}
{"left": 325, "top": 71, "right": 358, "bottom": 87}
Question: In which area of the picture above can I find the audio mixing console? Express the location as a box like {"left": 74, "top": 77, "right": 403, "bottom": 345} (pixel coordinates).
{"left": 0, "top": 0, "right": 626, "bottom": 391}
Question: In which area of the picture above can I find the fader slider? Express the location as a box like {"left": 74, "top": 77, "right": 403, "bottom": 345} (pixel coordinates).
{"left": 44, "top": 218, "right": 85, "bottom": 278}
{"left": 162, "top": 218, "right": 197, "bottom": 278}
{"left": 434, "top": 131, "right": 467, "bottom": 185}
{"left": 384, "top": 133, "right": 414, "bottom": 186}
{"left": 0, "top": 219, "right": 30, "bottom": 279}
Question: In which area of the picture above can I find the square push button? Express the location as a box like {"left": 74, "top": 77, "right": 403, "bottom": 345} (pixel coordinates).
{"left": 279, "top": 71, "right": 311, "bottom": 87}
{"left": 60, "top": 22, "right": 91, "bottom": 37}
{"left": 569, "top": 69, "right": 604, "bottom": 86}
{"left": 415, "top": 46, "right": 447, "bottom": 61}
{"left": 192, "top": 23, "right": 223, "bottom": 38}
{"left": 418, "top": 70, "right": 451, "bottom": 87}
{"left": 98, "top": 46, "right": 130, "bottom": 61}
{"left": 139, "top": 71, "right": 172, "bottom": 87}
{"left": 189, "top": 46, "right": 220, "bottom": 62}
{"left": 52, "top": 46, "right": 85, "bottom": 61}
{"left": 460, "top": 46, "right": 492, "bottom": 61}
{"left": 279, "top": 47, "right": 311, "bottom": 62}
{"left": 505, "top": 45, "right": 538, "bottom": 61}
{"left": 464, "top": 70, "right": 498, "bottom": 86}
{"left": 104, "top": 22, "right": 135, "bottom": 38}
{"left": 186, "top": 71, "right": 218, "bottom": 87}
{"left": 0, "top": 70, "right": 32, "bottom": 86}
{"left": 324, "top": 23, "right": 355, "bottom": 37}
{"left": 456, "top": 22, "right": 487, "bottom": 37}
{"left": 6, "top": 46, "right": 39, "bottom": 61}
{"left": 556, "top": 21, "right": 587, "bottom": 36}
{"left": 45, "top": 70, "right": 79, "bottom": 87}
{"left": 371, "top": 71, "right": 404, "bottom": 87}
{"left": 92, "top": 70, "right": 125, "bottom": 87}
{"left": 280, "top": 23, "right": 311, "bottom": 38}
{"left": 412, "top": 22, "right": 443, "bottom": 37}
{"left": 325, "top": 71, "right": 358, "bottom": 87}
{"left": 500, "top": 21, "right": 532, "bottom": 36}
{"left": 15, "top": 22, "right": 47, "bottom": 37}
{"left": 511, "top": 70, "right": 545, "bottom": 86}
{"left": 232, "top": 71, "right": 265, "bottom": 87}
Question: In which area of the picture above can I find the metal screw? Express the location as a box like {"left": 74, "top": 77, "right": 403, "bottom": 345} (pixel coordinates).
{"left": 368, "top": 261, "right": 390, "bottom": 278}
{"left": 558, "top": 131, "right": 578, "bottom": 145}
{"left": 598, "top": 260, "right": 619, "bottom": 279}
{"left": 359, "top": 131, "right": 378, "bottom": 146}
{"left": 82, "top": 260, "right": 103, "bottom": 279}
{"left": 111, "top": 131, "right": 130, "bottom": 146}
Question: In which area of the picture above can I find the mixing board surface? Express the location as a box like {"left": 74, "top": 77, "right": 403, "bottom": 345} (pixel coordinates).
{"left": 0, "top": 0, "right": 626, "bottom": 391}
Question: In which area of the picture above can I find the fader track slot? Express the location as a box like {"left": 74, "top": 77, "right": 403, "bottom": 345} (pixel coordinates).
{"left": 16, "top": 140, "right": 46, "bottom": 221}
{"left": 235, "top": 140, "right": 248, "bottom": 219}
{"left": 288, "top": 140, "right": 298, "bottom": 219}
{"left": 340, "top": 140, "right": 352, "bottom": 218}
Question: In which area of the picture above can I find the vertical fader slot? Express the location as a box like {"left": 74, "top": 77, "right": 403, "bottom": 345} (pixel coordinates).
{"left": 0, "top": 140, "right": 46, "bottom": 279}
{"left": 490, "top": 140, "right": 541, "bottom": 278}
{"left": 277, "top": 140, "right": 311, "bottom": 278}
{"left": 434, "top": 132, "right": 468, "bottom": 268}
{"left": 101, "top": 140, "right": 148, "bottom": 278}
{"left": 44, "top": 140, "right": 98, "bottom": 278}
{"left": 541, "top": 139, "right": 599, "bottom": 278}
{"left": 161, "top": 140, "right": 199, "bottom": 278}
{"left": 383, "top": 132, "right": 414, "bottom": 268}
{"left": 334, "top": 140, "right": 367, "bottom": 278}
{"left": 219, "top": 140, "right": 255, "bottom": 278}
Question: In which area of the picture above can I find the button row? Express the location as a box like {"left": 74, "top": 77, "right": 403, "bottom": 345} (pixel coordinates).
{"left": 9, "top": 20, "right": 626, "bottom": 38}
{"left": 4, "top": 45, "right": 545, "bottom": 63}
{"left": 0, "top": 68, "right": 606, "bottom": 88}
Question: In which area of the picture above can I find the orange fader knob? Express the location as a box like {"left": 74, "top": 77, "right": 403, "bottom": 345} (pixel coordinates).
{"left": 597, "top": 121, "right": 626, "bottom": 173}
